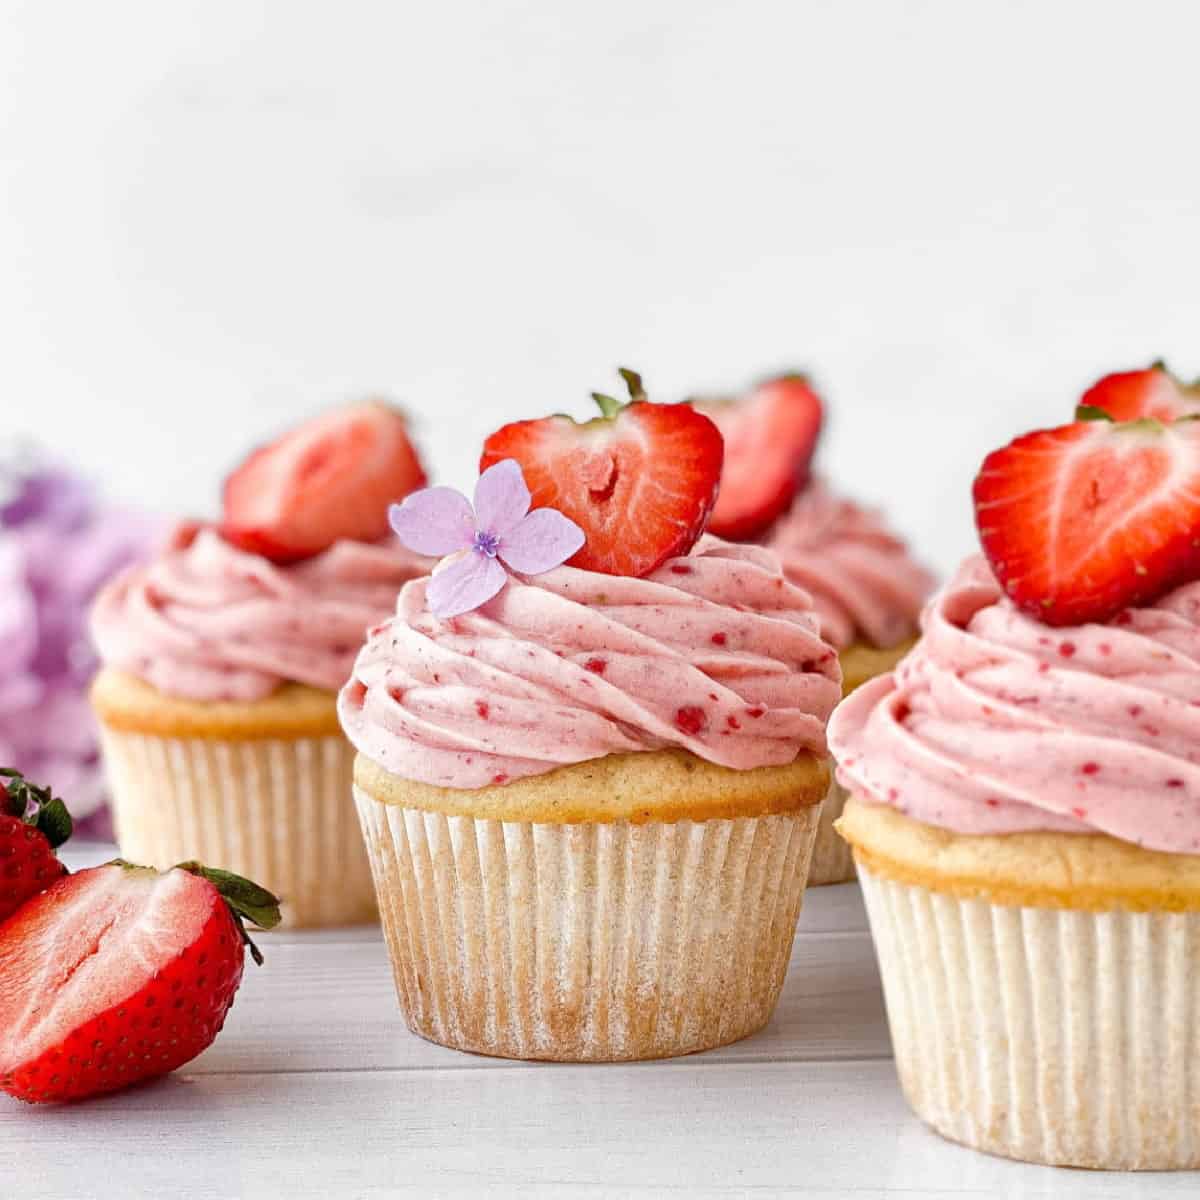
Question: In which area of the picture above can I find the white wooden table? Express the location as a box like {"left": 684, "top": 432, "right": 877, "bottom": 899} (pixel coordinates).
{"left": 5, "top": 845, "right": 1194, "bottom": 1199}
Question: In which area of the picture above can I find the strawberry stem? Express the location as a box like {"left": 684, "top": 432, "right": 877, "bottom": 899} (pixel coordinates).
{"left": 617, "top": 367, "right": 646, "bottom": 402}
{"left": 1075, "top": 404, "right": 1114, "bottom": 422}
{"left": 591, "top": 392, "right": 623, "bottom": 418}
{"left": 591, "top": 367, "right": 647, "bottom": 418}
{"left": 0, "top": 768, "right": 73, "bottom": 849}
{"left": 177, "top": 863, "right": 283, "bottom": 966}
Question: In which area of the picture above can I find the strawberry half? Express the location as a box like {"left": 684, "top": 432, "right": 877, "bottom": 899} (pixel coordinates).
{"left": 1079, "top": 363, "right": 1200, "bottom": 424}
{"left": 692, "top": 373, "right": 824, "bottom": 540}
{"left": 221, "top": 400, "right": 427, "bottom": 564}
{"left": 480, "top": 369, "right": 724, "bottom": 577}
{"left": 0, "top": 770, "right": 72, "bottom": 925}
{"left": 973, "top": 410, "right": 1200, "bottom": 627}
{"left": 0, "top": 860, "right": 280, "bottom": 1104}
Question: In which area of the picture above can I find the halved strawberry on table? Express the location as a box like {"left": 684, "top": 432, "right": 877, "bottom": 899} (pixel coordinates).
{"left": 691, "top": 373, "right": 823, "bottom": 540}
{"left": 480, "top": 369, "right": 724, "bottom": 577}
{"left": 1079, "top": 363, "right": 1200, "bottom": 424}
{"left": 0, "top": 860, "right": 280, "bottom": 1104}
{"left": 973, "top": 409, "right": 1200, "bottom": 627}
{"left": 222, "top": 400, "right": 427, "bottom": 564}
{"left": 0, "top": 769, "right": 72, "bottom": 925}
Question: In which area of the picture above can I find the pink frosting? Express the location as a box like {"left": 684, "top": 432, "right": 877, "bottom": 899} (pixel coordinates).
{"left": 766, "top": 480, "right": 934, "bottom": 649}
{"left": 339, "top": 538, "right": 842, "bottom": 789}
{"left": 830, "top": 555, "right": 1200, "bottom": 854}
{"left": 91, "top": 525, "right": 431, "bottom": 702}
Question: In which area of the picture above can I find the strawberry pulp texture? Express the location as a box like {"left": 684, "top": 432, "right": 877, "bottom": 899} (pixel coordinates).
{"left": 973, "top": 414, "right": 1200, "bottom": 627}
{"left": 1080, "top": 363, "right": 1200, "bottom": 424}
{"left": 221, "top": 400, "right": 427, "bottom": 564}
{"left": 693, "top": 374, "right": 823, "bottom": 541}
{"left": 481, "top": 371, "right": 723, "bottom": 578}
{"left": 0, "top": 865, "right": 258, "bottom": 1104}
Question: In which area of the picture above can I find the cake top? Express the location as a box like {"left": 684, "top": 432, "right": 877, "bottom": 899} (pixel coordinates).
{"left": 90, "top": 402, "right": 431, "bottom": 701}
{"left": 831, "top": 362, "right": 1200, "bottom": 854}
{"left": 339, "top": 370, "right": 843, "bottom": 789}
{"left": 766, "top": 480, "right": 934, "bottom": 651}
{"left": 689, "top": 372, "right": 933, "bottom": 650}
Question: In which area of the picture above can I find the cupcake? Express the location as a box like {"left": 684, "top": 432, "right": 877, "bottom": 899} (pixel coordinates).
{"left": 90, "top": 402, "right": 430, "bottom": 927}
{"left": 694, "top": 374, "right": 933, "bottom": 883}
{"left": 830, "top": 364, "right": 1200, "bottom": 1169}
{"left": 340, "top": 371, "right": 842, "bottom": 1061}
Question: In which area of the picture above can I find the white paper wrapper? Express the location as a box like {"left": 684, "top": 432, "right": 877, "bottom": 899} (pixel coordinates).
{"left": 807, "top": 776, "right": 856, "bottom": 886}
{"left": 355, "top": 786, "right": 821, "bottom": 1061}
{"left": 99, "top": 728, "right": 376, "bottom": 928}
{"left": 858, "top": 864, "right": 1200, "bottom": 1169}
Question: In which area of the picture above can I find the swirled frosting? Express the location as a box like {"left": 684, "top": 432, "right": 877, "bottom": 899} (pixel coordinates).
{"left": 765, "top": 480, "right": 934, "bottom": 649}
{"left": 91, "top": 525, "right": 431, "bottom": 702}
{"left": 830, "top": 555, "right": 1200, "bottom": 853}
{"left": 339, "top": 538, "right": 842, "bottom": 789}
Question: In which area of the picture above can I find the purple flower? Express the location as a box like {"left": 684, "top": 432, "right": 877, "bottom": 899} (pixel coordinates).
{"left": 389, "top": 459, "right": 585, "bottom": 619}
{"left": 0, "top": 452, "right": 159, "bottom": 835}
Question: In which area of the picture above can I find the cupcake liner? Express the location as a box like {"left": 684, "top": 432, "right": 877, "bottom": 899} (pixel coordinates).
{"left": 806, "top": 776, "right": 856, "bottom": 886}
{"left": 99, "top": 728, "right": 376, "bottom": 928}
{"left": 355, "top": 785, "right": 821, "bottom": 1061}
{"left": 857, "top": 864, "right": 1200, "bottom": 1169}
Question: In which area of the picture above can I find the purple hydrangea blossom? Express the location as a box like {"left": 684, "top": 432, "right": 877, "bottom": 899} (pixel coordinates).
{"left": 0, "top": 455, "right": 159, "bottom": 837}
{"left": 389, "top": 459, "right": 585, "bottom": 619}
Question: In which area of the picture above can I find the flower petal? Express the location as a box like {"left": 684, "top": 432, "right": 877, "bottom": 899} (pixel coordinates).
{"left": 426, "top": 550, "right": 508, "bottom": 619}
{"left": 388, "top": 488, "right": 476, "bottom": 557}
{"left": 499, "top": 508, "right": 586, "bottom": 575}
{"left": 473, "top": 459, "right": 531, "bottom": 540}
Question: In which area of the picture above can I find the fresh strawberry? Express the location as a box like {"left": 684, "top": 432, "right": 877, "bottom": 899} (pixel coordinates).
{"left": 0, "top": 860, "right": 280, "bottom": 1104}
{"left": 221, "top": 400, "right": 427, "bottom": 563}
{"left": 692, "top": 373, "right": 824, "bottom": 540}
{"left": 0, "top": 770, "right": 72, "bottom": 925}
{"left": 480, "top": 369, "right": 724, "bottom": 576}
{"left": 973, "top": 410, "right": 1200, "bottom": 626}
{"left": 1079, "top": 363, "right": 1200, "bottom": 424}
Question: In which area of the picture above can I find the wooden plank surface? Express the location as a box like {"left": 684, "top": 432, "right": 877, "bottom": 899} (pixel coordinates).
{"left": 0, "top": 845, "right": 1186, "bottom": 1197}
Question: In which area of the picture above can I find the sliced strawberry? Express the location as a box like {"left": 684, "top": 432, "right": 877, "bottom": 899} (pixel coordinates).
{"left": 693, "top": 373, "right": 824, "bottom": 540}
{"left": 1079, "top": 363, "right": 1200, "bottom": 423}
{"left": 0, "top": 770, "right": 72, "bottom": 925}
{"left": 480, "top": 370, "right": 723, "bottom": 577}
{"left": 0, "top": 860, "right": 280, "bottom": 1104}
{"left": 221, "top": 401, "right": 427, "bottom": 564}
{"left": 973, "top": 412, "right": 1200, "bottom": 626}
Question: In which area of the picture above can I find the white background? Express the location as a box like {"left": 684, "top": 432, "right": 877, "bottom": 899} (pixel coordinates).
{"left": 2, "top": 0, "right": 1199, "bottom": 576}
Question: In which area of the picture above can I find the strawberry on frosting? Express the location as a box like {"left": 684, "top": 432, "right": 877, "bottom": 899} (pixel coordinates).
{"left": 480, "top": 369, "right": 724, "bottom": 578}
{"left": 830, "top": 556, "right": 1200, "bottom": 853}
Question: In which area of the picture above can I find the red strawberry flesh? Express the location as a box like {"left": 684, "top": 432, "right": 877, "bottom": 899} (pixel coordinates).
{"left": 0, "top": 864, "right": 247, "bottom": 1103}
{"left": 481, "top": 380, "right": 723, "bottom": 577}
{"left": 695, "top": 374, "right": 823, "bottom": 541}
{"left": 221, "top": 400, "right": 427, "bottom": 564}
{"left": 973, "top": 416, "right": 1200, "bottom": 627}
{"left": 1080, "top": 365, "right": 1200, "bottom": 424}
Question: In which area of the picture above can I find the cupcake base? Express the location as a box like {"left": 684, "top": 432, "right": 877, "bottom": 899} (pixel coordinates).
{"left": 841, "top": 797, "right": 1200, "bottom": 1170}
{"left": 355, "top": 782, "right": 822, "bottom": 1061}
{"left": 858, "top": 866, "right": 1200, "bottom": 1170}
{"left": 100, "top": 728, "right": 376, "bottom": 929}
{"left": 807, "top": 779, "right": 856, "bottom": 886}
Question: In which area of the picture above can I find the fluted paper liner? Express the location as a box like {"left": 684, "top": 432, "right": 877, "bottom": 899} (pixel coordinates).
{"left": 99, "top": 728, "right": 376, "bottom": 928}
{"left": 857, "top": 864, "right": 1200, "bottom": 1170}
{"left": 355, "top": 786, "right": 821, "bottom": 1061}
{"left": 807, "top": 777, "right": 855, "bottom": 886}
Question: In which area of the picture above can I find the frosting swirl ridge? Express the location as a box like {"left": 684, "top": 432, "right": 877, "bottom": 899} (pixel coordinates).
{"left": 766, "top": 480, "right": 934, "bottom": 649}
{"left": 339, "top": 538, "right": 842, "bottom": 789}
{"left": 91, "top": 525, "right": 430, "bottom": 701}
{"left": 829, "top": 555, "right": 1200, "bottom": 853}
